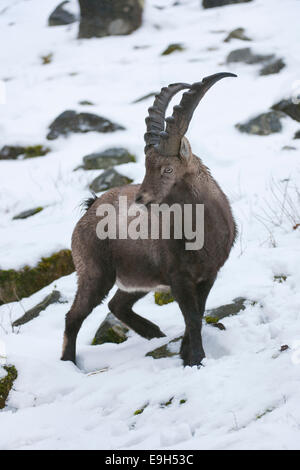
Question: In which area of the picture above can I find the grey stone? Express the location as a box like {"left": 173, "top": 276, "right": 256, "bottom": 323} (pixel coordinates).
{"left": 83, "top": 148, "right": 136, "bottom": 170}
{"left": 89, "top": 168, "right": 132, "bottom": 193}
{"left": 294, "top": 130, "right": 300, "bottom": 139}
{"left": 47, "top": 110, "right": 124, "bottom": 140}
{"left": 12, "top": 290, "right": 65, "bottom": 327}
{"left": 224, "top": 27, "right": 251, "bottom": 43}
{"left": 12, "top": 207, "right": 43, "bottom": 220}
{"left": 235, "top": 111, "right": 285, "bottom": 136}
{"left": 227, "top": 47, "right": 274, "bottom": 64}
{"left": 272, "top": 99, "right": 300, "bottom": 123}
{"left": 203, "top": 0, "right": 252, "bottom": 8}
{"left": 78, "top": 0, "right": 143, "bottom": 39}
{"left": 259, "top": 58, "right": 285, "bottom": 76}
{"left": 48, "top": 1, "right": 76, "bottom": 27}
{"left": 205, "top": 297, "right": 248, "bottom": 322}
{"left": 92, "top": 312, "right": 129, "bottom": 345}
{"left": 146, "top": 336, "right": 182, "bottom": 359}
{"left": 282, "top": 145, "right": 297, "bottom": 150}
{"left": 0, "top": 145, "right": 50, "bottom": 160}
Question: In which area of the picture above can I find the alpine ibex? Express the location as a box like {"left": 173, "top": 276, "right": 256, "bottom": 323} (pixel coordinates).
{"left": 61, "top": 72, "right": 237, "bottom": 367}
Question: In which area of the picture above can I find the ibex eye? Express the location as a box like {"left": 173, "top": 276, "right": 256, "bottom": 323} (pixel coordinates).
{"left": 164, "top": 167, "right": 173, "bottom": 174}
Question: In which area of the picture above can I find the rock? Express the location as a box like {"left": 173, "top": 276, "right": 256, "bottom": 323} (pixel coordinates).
{"left": 48, "top": 1, "right": 76, "bottom": 26}
{"left": 89, "top": 168, "right": 132, "bottom": 193}
{"left": 204, "top": 297, "right": 247, "bottom": 323}
{"left": 154, "top": 292, "right": 174, "bottom": 306}
{"left": 282, "top": 145, "right": 297, "bottom": 150}
{"left": 259, "top": 58, "right": 285, "bottom": 76}
{"left": 12, "top": 207, "right": 43, "bottom": 220}
{"left": 12, "top": 290, "right": 65, "bottom": 327}
{"left": 79, "top": 100, "right": 94, "bottom": 106}
{"left": 0, "top": 145, "right": 50, "bottom": 160}
{"left": 92, "top": 312, "right": 129, "bottom": 345}
{"left": 47, "top": 110, "right": 124, "bottom": 140}
{"left": 272, "top": 99, "right": 300, "bottom": 123}
{"left": 294, "top": 130, "right": 300, "bottom": 139}
{"left": 161, "top": 43, "right": 185, "bottom": 56}
{"left": 0, "top": 249, "right": 74, "bottom": 305}
{"left": 224, "top": 27, "right": 251, "bottom": 43}
{"left": 203, "top": 0, "right": 252, "bottom": 7}
{"left": 146, "top": 336, "right": 182, "bottom": 359}
{"left": 226, "top": 47, "right": 274, "bottom": 64}
{"left": 41, "top": 53, "right": 53, "bottom": 65}
{"left": 78, "top": 0, "right": 143, "bottom": 39}
{"left": 132, "top": 92, "right": 158, "bottom": 104}
{"left": 82, "top": 148, "right": 136, "bottom": 170}
{"left": 235, "top": 111, "right": 285, "bottom": 136}
{"left": 0, "top": 365, "right": 18, "bottom": 409}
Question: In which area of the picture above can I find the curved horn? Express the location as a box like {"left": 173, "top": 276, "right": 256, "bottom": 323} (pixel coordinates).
{"left": 144, "top": 82, "right": 191, "bottom": 152}
{"left": 157, "top": 72, "right": 237, "bottom": 157}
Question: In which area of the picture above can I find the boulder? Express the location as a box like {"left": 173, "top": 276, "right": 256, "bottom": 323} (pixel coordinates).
{"left": 235, "top": 111, "right": 285, "bottom": 136}
{"left": 48, "top": 1, "right": 76, "bottom": 26}
{"left": 89, "top": 168, "right": 132, "bottom": 193}
{"left": 0, "top": 145, "right": 50, "bottom": 160}
{"left": 272, "top": 99, "right": 300, "bottom": 122}
{"left": 78, "top": 0, "right": 143, "bottom": 39}
{"left": 92, "top": 312, "right": 129, "bottom": 345}
{"left": 224, "top": 27, "right": 251, "bottom": 43}
{"left": 0, "top": 250, "right": 74, "bottom": 305}
{"left": 12, "top": 290, "right": 65, "bottom": 327}
{"left": 204, "top": 297, "right": 247, "bottom": 322}
{"left": 82, "top": 148, "right": 136, "bottom": 170}
{"left": 259, "top": 58, "right": 285, "bottom": 76}
{"left": 227, "top": 47, "right": 274, "bottom": 64}
{"left": 47, "top": 110, "right": 124, "bottom": 140}
{"left": 203, "top": 0, "right": 252, "bottom": 7}
{"left": 12, "top": 207, "right": 43, "bottom": 220}
{"left": 0, "top": 365, "right": 18, "bottom": 409}
{"left": 146, "top": 336, "right": 182, "bottom": 359}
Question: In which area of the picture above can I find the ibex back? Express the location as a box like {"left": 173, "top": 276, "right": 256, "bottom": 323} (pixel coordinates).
{"left": 61, "top": 72, "right": 237, "bottom": 367}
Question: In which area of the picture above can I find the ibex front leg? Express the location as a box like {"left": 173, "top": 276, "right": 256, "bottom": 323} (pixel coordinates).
{"left": 171, "top": 276, "right": 213, "bottom": 367}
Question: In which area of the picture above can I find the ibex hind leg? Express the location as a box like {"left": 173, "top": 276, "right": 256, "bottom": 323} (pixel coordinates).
{"left": 108, "top": 289, "right": 166, "bottom": 339}
{"left": 61, "top": 272, "right": 115, "bottom": 364}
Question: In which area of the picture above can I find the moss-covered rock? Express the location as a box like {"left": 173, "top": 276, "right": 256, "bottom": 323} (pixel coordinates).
{"left": 224, "top": 27, "right": 251, "bottom": 43}
{"left": 204, "top": 297, "right": 248, "bottom": 322}
{"left": 161, "top": 43, "right": 185, "bottom": 56}
{"left": 12, "top": 290, "right": 65, "bottom": 327}
{"left": 0, "top": 145, "right": 50, "bottom": 160}
{"left": 146, "top": 336, "right": 182, "bottom": 359}
{"left": 0, "top": 365, "right": 18, "bottom": 409}
{"left": 154, "top": 291, "right": 174, "bottom": 306}
{"left": 0, "top": 250, "right": 74, "bottom": 305}
{"left": 12, "top": 207, "right": 43, "bottom": 220}
{"left": 82, "top": 148, "right": 136, "bottom": 170}
{"left": 92, "top": 312, "right": 129, "bottom": 345}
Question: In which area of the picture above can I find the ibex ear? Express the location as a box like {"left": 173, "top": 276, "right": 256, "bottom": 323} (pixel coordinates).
{"left": 179, "top": 136, "right": 192, "bottom": 162}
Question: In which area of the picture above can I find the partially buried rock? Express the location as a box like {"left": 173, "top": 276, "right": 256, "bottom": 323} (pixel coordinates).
{"left": 0, "top": 145, "right": 50, "bottom": 160}
{"left": 161, "top": 43, "right": 185, "bottom": 56}
{"left": 78, "top": 0, "right": 143, "bottom": 39}
{"left": 0, "top": 365, "right": 18, "bottom": 409}
{"left": 224, "top": 27, "right": 251, "bottom": 43}
{"left": 294, "top": 130, "right": 300, "bottom": 139}
{"left": 12, "top": 290, "right": 65, "bottom": 327}
{"left": 47, "top": 110, "right": 124, "bottom": 140}
{"left": 272, "top": 99, "right": 300, "bottom": 123}
{"left": 146, "top": 336, "right": 182, "bottom": 359}
{"left": 236, "top": 111, "right": 285, "bottom": 136}
{"left": 205, "top": 297, "right": 248, "bottom": 323}
{"left": 132, "top": 92, "right": 158, "bottom": 104}
{"left": 83, "top": 148, "right": 136, "bottom": 170}
{"left": 227, "top": 47, "right": 274, "bottom": 64}
{"left": 259, "top": 58, "right": 285, "bottom": 76}
{"left": 92, "top": 313, "right": 129, "bottom": 345}
{"left": 12, "top": 207, "right": 43, "bottom": 220}
{"left": 203, "top": 0, "right": 252, "bottom": 7}
{"left": 89, "top": 168, "right": 132, "bottom": 193}
{"left": 48, "top": 1, "right": 77, "bottom": 26}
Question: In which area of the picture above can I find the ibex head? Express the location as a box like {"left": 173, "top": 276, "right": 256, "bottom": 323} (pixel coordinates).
{"left": 135, "top": 72, "right": 236, "bottom": 206}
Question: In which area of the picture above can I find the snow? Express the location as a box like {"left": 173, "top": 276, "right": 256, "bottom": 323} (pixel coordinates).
{"left": 0, "top": 0, "right": 300, "bottom": 450}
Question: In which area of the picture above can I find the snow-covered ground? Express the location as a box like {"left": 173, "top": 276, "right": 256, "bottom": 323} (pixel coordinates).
{"left": 0, "top": 0, "right": 300, "bottom": 450}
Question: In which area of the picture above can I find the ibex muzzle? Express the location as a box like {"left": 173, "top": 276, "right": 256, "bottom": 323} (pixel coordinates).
{"left": 61, "top": 72, "right": 237, "bottom": 368}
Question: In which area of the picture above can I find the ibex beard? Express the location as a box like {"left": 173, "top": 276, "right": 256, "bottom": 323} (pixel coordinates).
{"left": 61, "top": 72, "right": 237, "bottom": 368}
{"left": 96, "top": 196, "right": 205, "bottom": 251}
